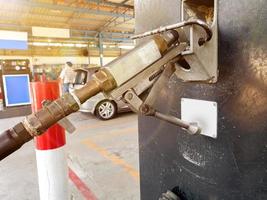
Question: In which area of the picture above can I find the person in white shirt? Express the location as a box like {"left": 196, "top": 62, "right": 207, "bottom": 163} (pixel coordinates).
{"left": 59, "top": 61, "right": 76, "bottom": 93}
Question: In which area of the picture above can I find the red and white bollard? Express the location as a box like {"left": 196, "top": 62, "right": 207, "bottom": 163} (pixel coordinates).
{"left": 31, "top": 81, "right": 69, "bottom": 200}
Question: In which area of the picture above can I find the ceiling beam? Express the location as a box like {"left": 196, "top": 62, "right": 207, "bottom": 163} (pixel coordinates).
{"left": 0, "top": 15, "right": 100, "bottom": 28}
{"left": 0, "top": 8, "right": 108, "bottom": 23}
{"left": 0, "top": 15, "right": 134, "bottom": 33}
{"left": 1, "top": 0, "right": 134, "bottom": 19}
{"left": 71, "top": 28, "right": 133, "bottom": 37}
{"left": 0, "top": 11, "right": 134, "bottom": 28}
{"left": 97, "top": 8, "right": 132, "bottom": 32}
{"left": 121, "top": 0, "right": 131, "bottom": 3}
{"left": 85, "top": 0, "right": 134, "bottom": 9}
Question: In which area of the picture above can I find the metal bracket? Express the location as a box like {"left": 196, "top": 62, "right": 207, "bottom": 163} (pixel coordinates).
{"left": 175, "top": 0, "right": 218, "bottom": 83}
{"left": 123, "top": 89, "right": 143, "bottom": 112}
{"left": 123, "top": 75, "right": 201, "bottom": 136}
{"left": 131, "top": 0, "right": 218, "bottom": 83}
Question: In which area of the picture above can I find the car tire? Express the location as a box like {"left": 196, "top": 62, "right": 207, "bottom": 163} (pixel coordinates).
{"left": 95, "top": 100, "right": 117, "bottom": 120}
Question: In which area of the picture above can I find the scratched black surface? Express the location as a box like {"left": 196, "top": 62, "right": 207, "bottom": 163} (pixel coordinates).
{"left": 136, "top": 0, "right": 267, "bottom": 199}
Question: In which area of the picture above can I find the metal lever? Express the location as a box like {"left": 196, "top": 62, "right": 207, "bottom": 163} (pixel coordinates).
{"left": 42, "top": 100, "right": 76, "bottom": 134}
{"left": 124, "top": 90, "right": 201, "bottom": 136}
{"left": 122, "top": 45, "right": 202, "bottom": 136}
{"left": 140, "top": 104, "right": 201, "bottom": 135}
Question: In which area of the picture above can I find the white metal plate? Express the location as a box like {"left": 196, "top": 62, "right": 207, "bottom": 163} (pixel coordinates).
{"left": 181, "top": 98, "right": 217, "bottom": 138}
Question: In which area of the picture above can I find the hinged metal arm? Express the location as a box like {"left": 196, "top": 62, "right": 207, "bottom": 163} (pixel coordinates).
{"left": 123, "top": 62, "right": 201, "bottom": 135}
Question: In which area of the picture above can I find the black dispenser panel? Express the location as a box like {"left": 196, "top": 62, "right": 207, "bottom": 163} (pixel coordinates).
{"left": 136, "top": 0, "right": 267, "bottom": 199}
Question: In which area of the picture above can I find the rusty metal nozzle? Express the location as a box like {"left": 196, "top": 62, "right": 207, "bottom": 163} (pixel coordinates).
{"left": 0, "top": 69, "right": 116, "bottom": 161}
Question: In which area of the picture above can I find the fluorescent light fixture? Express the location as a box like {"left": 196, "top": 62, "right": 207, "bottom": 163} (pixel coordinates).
{"left": 32, "top": 42, "right": 49, "bottom": 46}
{"left": 50, "top": 9, "right": 62, "bottom": 14}
{"left": 29, "top": 42, "right": 94, "bottom": 48}
{"left": 118, "top": 44, "right": 135, "bottom": 50}
{"left": 48, "top": 43, "right": 62, "bottom": 47}
{"left": 75, "top": 44, "right": 87, "bottom": 48}
{"left": 32, "top": 27, "right": 70, "bottom": 38}
{"left": 62, "top": 43, "right": 75, "bottom": 47}
{"left": 30, "top": 42, "right": 84, "bottom": 47}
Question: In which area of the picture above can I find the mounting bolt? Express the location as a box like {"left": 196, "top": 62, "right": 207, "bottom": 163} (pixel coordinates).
{"left": 198, "top": 37, "right": 206, "bottom": 46}
{"left": 140, "top": 104, "right": 149, "bottom": 114}
{"left": 140, "top": 104, "right": 155, "bottom": 116}
{"left": 126, "top": 92, "right": 133, "bottom": 100}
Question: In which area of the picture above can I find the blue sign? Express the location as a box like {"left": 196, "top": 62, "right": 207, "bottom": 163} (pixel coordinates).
{"left": 0, "top": 39, "right": 28, "bottom": 50}
{"left": 3, "top": 74, "right": 31, "bottom": 106}
{"left": 0, "top": 30, "right": 28, "bottom": 50}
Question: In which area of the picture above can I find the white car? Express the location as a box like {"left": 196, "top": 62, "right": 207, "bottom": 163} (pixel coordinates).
{"left": 70, "top": 68, "right": 130, "bottom": 120}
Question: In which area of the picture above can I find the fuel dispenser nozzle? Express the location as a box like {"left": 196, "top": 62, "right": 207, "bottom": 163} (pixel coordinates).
{"left": 0, "top": 19, "right": 213, "bottom": 161}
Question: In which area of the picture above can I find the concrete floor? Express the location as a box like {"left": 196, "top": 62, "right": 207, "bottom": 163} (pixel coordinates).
{"left": 0, "top": 112, "right": 140, "bottom": 200}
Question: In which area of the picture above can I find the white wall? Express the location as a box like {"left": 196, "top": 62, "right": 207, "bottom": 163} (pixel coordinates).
{"left": 0, "top": 56, "right": 116, "bottom": 66}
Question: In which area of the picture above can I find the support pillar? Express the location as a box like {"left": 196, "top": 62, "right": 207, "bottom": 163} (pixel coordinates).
{"left": 31, "top": 81, "right": 69, "bottom": 200}
{"left": 99, "top": 32, "right": 104, "bottom": 67}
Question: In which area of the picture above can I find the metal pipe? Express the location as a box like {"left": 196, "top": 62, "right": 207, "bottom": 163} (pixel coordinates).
{"left": 154, "top": 112, "right": 201, "bottom": 135}
{"left": 154, "top": 112, "right": 190, "bottom": 129}
{"left": 99, "top": 33, "right": 104, "bottom": 67}
{"left": 0, "top": 69, "right": 116, "bottom": 161}
{"left": 131, "top": 19, "right": 213, "bottom": 42}
{"left": 0, "top": 123, "right": 32, "bottom": 160}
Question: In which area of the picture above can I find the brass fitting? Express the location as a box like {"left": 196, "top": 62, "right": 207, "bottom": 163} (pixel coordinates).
{"left": 74, "top": 69, "right": 117, "bottom": 104}
{"left": 23, "top": 68, "right": 117, "bottom": 137}
{"left": 23, "top": 69, "right": 116, "bottom": 137}
{"left": 23, "top": 93, "right": 79, "bottom": 136}
{"left": 153, "top": 35, "right": 169, "bottom": 55}
{"left": 93, "top": 69, "right": 117, "bottom": 92}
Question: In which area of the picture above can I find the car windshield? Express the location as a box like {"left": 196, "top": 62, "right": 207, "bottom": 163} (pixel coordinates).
{"left": 74, "top": 70, "right": 87, "bottom": 84}
{"left": 74, "top": 68, "right": 100, "bottom": 84}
